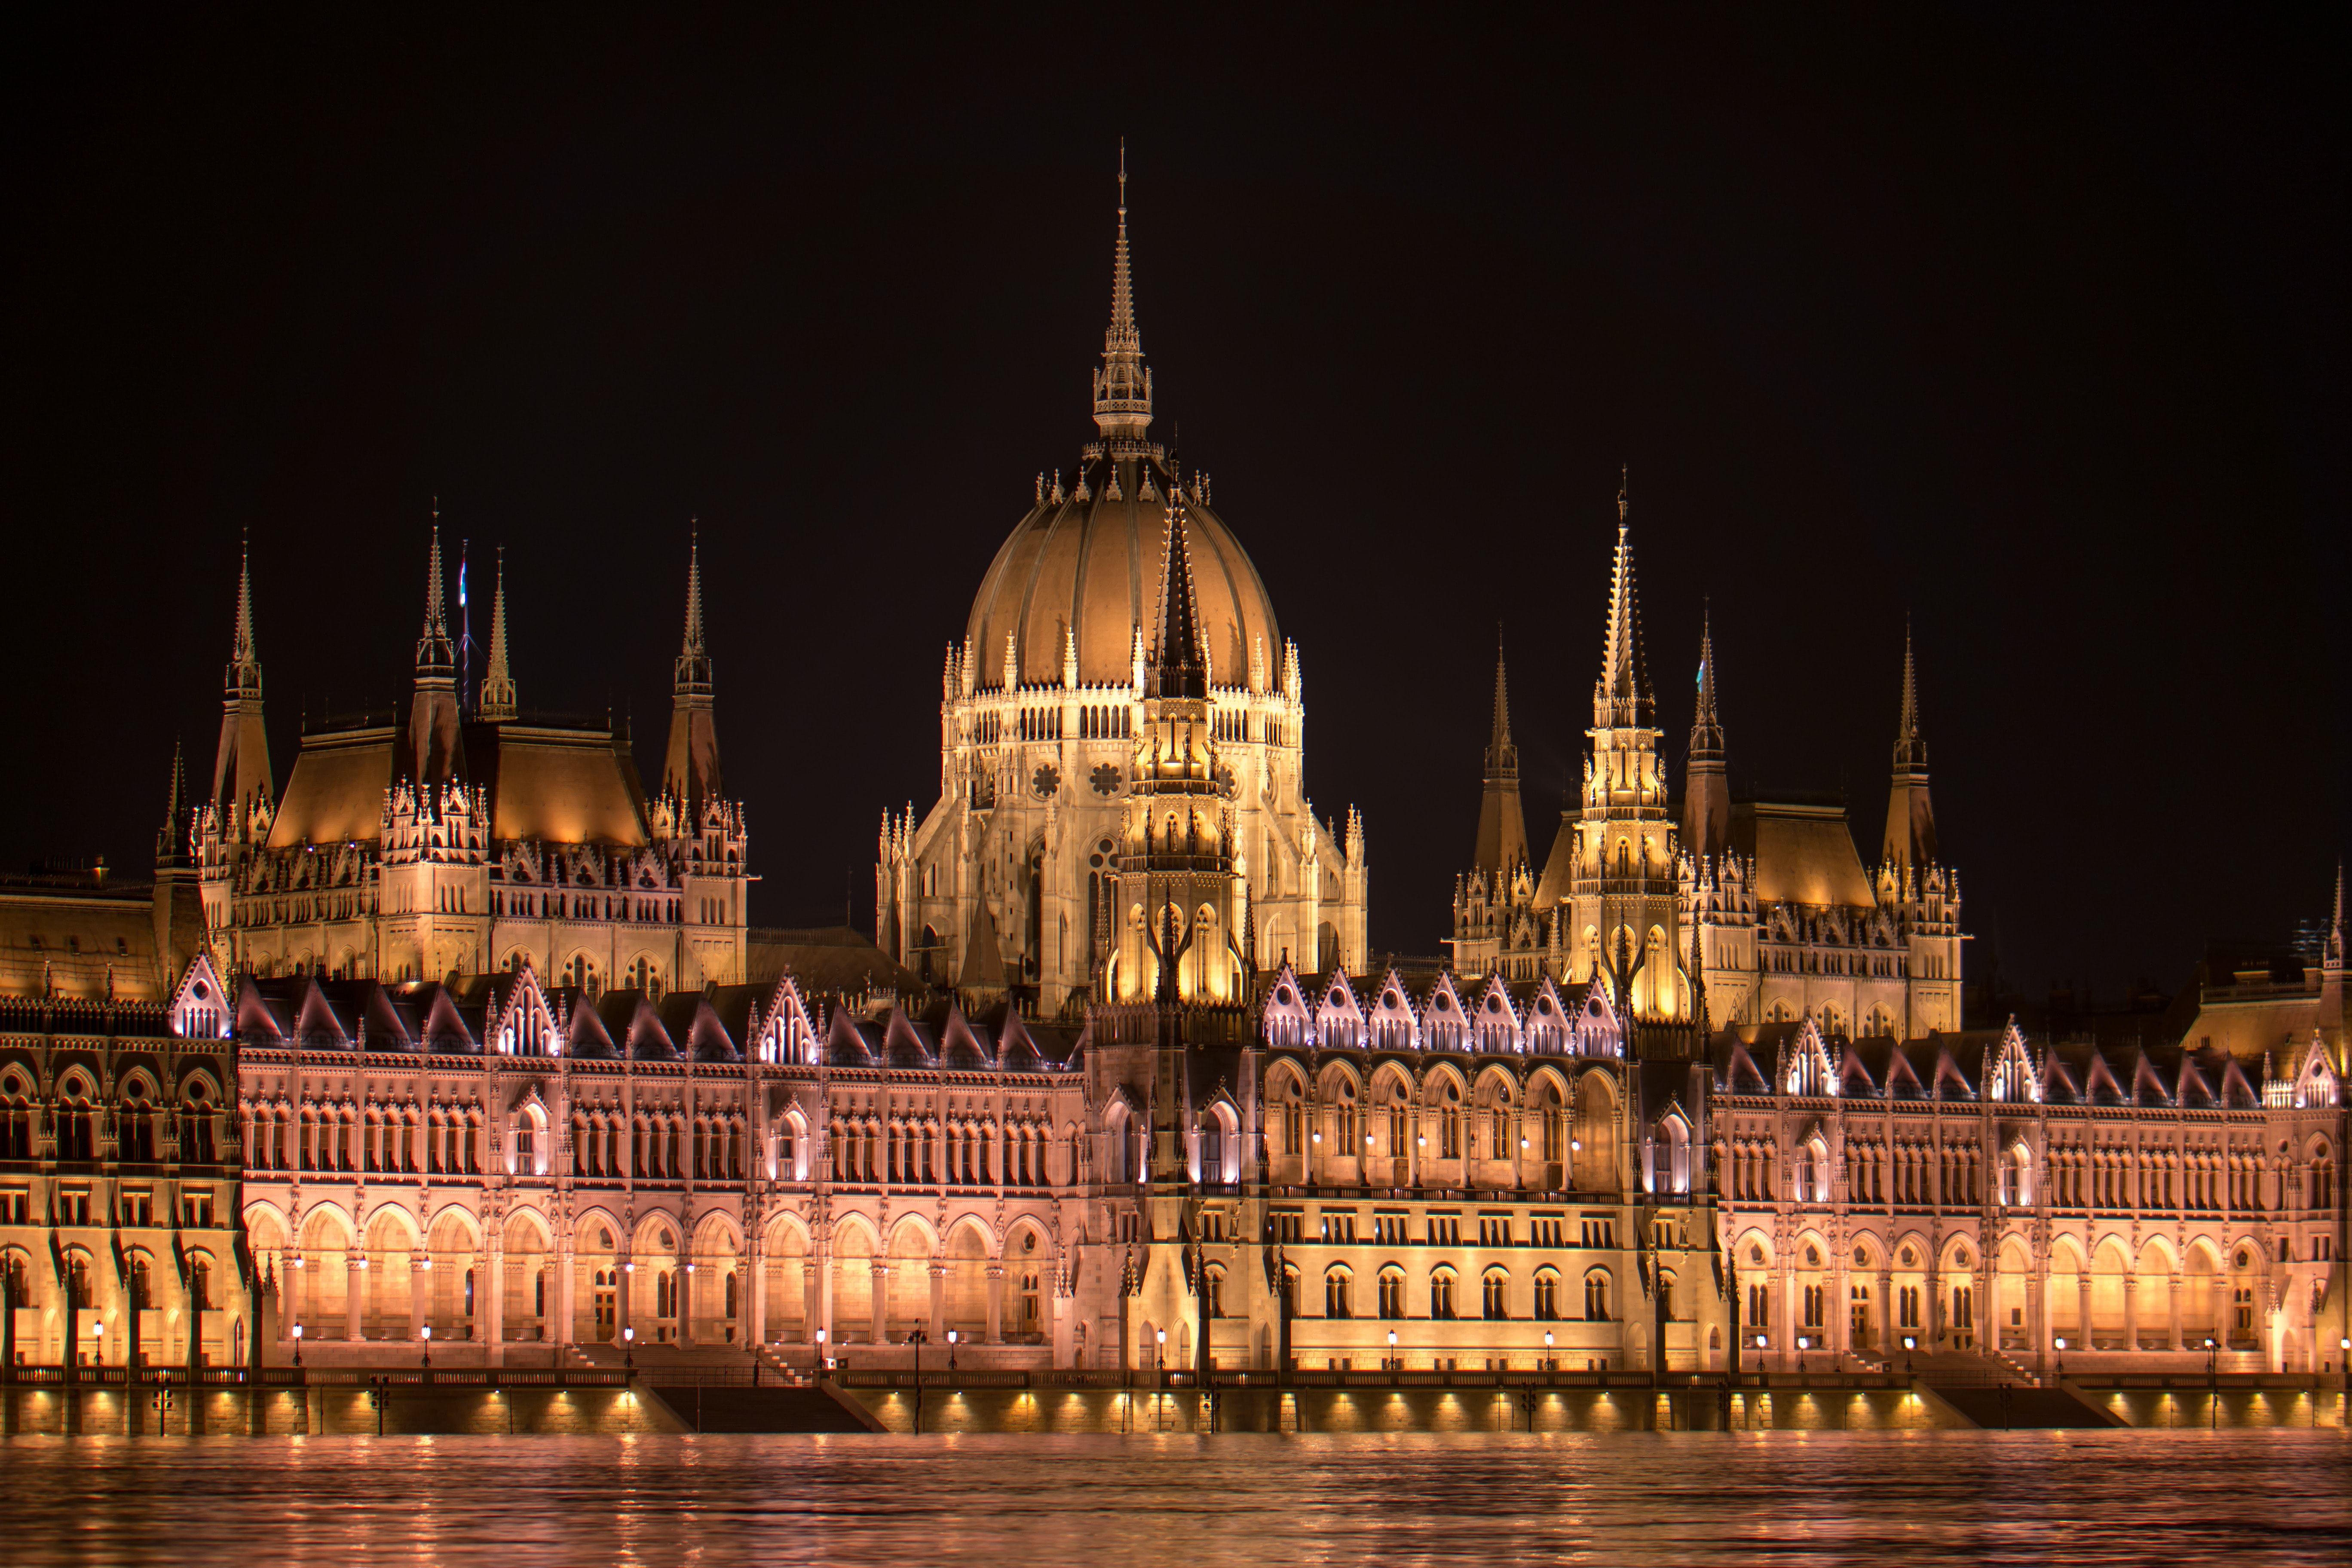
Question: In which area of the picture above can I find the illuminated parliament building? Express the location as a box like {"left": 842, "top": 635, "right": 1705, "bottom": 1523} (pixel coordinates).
{"left": 1, "top": 162, "right": 2343, "bottom": 1390}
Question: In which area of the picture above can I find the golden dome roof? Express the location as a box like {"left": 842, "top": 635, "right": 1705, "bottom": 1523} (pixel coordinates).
{"left": 966, "top": 456, "right": 1279, "bottom": 691}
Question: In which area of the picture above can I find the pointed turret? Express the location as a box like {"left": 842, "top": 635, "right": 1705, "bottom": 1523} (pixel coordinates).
{"left": 1881, "top": 619, "right": 1938, "bottom": 873}
{"left": 398, "top": 523, "right": 465, "bottom": 787}
{"left": 1091, "top": 141, "right": 1154, "bottom": 443}
{"left": 477, "top": 546, "right": 517, "bottom": 721}
{"left": 2320, "top": 860, "right": 2346, "bottom": 1040}
{"left": 156, "top": 738, "right": 191, "bottom": 867}
{"left": 662, "top": 528, "right": 723, "bottom": 814}
{"left": 1472, "top": 632, "right": 1530, "bottom": 879}
{"left": 1146, "top": 502, "right": 1207, "bottom": 700}
{"left": 1684, "top": 609, "right": 1731, "bottom": 864}
{"left": 209, "top": 530, "right": 274, "bottom": 838}
{"left": 1593, "top": 471, "right": 1647, "bottom": 728}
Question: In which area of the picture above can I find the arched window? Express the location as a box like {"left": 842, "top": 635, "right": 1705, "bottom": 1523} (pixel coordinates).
{"left": 1324, "top": 1268, "right": 1351, "bottom": 1320}
{"left": 1584, "top": 1271, "right": 1611, "bottom": 1321}
{"left": 1377, "top": 1268, "right": 1404, "bottom": 1319}
{"left": 1482, "top": 1269, "right": 1509, "bottom": 1320}
{"left": 1429, "top": 1269, "right": 1456, "bottom": 1320}
{"left": 1533, "top": 1270, "right": 1559, "bottom": 1320}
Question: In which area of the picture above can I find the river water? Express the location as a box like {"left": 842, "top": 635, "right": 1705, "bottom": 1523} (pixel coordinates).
{"left": 3, "top": 1430, "right": 2346, "bottom": 1565}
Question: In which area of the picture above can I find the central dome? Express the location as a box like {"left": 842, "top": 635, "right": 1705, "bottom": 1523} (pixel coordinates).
{"left": 967, "top": 454, "right": 1279, "bottom": 690}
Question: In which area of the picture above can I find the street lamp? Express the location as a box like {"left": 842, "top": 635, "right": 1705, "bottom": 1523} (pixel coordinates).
{"left": 2053, "top": 1336, "right": 2065, "bottom": 1378}
{"left": 421, "top": 1322, "right": 432, "bottom": 1369}
{"left": 2205, "top": 1335, "right": 2218, "bottom": 1430}
{"left": 292, "top": 1322, "right": 303, "bottom": 1368}
{"left": 1796, "top": 1335, "right": 1808, "bottom": 1373}
{"left": 1544, "top": 1329, "right": 1554, "bottom": 1372}
{"left": 1387, "top": 1328, "right": 1398, "bottom": 1380}
{"left": 1156, "top": 1328, "right": 1167, "bottom": 1432}
{"left": 1902, "top": 1334, "right": 1914, "bottom": 1376}
{"left": 947, "top": 1327, "right": 959, "bottom": 1373}
{"left": 623, "top": 1324, "right": 635, "bottom": 1370}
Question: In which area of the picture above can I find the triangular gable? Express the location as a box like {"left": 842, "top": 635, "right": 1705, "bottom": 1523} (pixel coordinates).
{"left": 2293, "top": 1035, "right": 2341, "bottom": 1108}
{"left": 824, "top": 1006, "right": 874, "bottom": 1067}
{"left": 1315, "top": 971, "right": 1365, "bottom": 1049}
{"left": 167, "top": 955, "right": 230, "bottom": 1041}
{"left": 1368, "top": 968, "right": 1418, "bottom": 1050}
{"left": 1723, "top": 1040, "right": 1771, "bottom": 1094}
{"left": 1838, "top": 1045, "right": 1878, "bottom": 1097}
{"left": 1929, "top": 1044, "right": 1973, "bottom": 1100}
{"left": 749, "top": 975, "right": 818, "bottom": 1065}
{"left": 1421, "top": 972, "right": 1465, "bottom": 1051}
{"left": 1779, "top": 1016, "right": 1839, "bottom": 1097}
{"left": 683, "top": 993, "right": 738, "bottom": 1062}
{"left": 940, "top": 1005, "right": 993, "bottom": 1071}
{"left": 882, "top": 1006, "right": 935, "bottom": 1069}
{"left": 1521, "top": 974, "right": 1571, "bottom": 1054}
{"left": 2131, "top": 1051, "right": 2171, "bottom": 1106}
{"left": 1260, "top": 962, "right": 1313, "bottom": 1048}
{"left": 421, "top": 986, "right": 479, "bottom": 1054}
{"left": 1882, "top": 1047, "right": 1928, "bottom": 1099}
{"left": 2217, "top": 1057, "right": 2259, "bottom": 1109}
{"left": 294, "top": 980, "right": 351, "bottom": 1049}
{"left": 2039, "top": 1049, "right": 2081, "bottom": 1104}
{"left": 234, "top": 974, "right": 293, "bottom": 1044}
{"left": 1984, "top": 1020, "right": 2039, "bottom": 1104}
{"left": 563, "top": 993, "right": 616, "bottom": 1058}
{"left": 1472, "top": 973, "right": 1523, "bottom": 1051}
{"left": 2176, "top": 1054, "right": 2214, "bottom": 1108}
{"left": 2081, "top": 1049, "right": 2127, "bottom": 1105}
{"left": 488, "top": 968, "right": 558, "bottom": 1057}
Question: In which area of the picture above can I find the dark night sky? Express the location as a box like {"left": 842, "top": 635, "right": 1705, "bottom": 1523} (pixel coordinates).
{"left": 5, "top": 10, "right": 2343, "bottom": 1001}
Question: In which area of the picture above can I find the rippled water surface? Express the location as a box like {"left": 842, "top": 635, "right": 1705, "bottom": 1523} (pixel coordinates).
{"left": 4, "top": 1430, "right": 2348, "bottom": 1565}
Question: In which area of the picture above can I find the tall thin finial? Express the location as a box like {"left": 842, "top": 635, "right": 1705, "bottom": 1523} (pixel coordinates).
{"left": 1093, "top": 140, "right": 1152, "bottom": 440}
{"left": 674, "top": 523, "right": 712, "bottom": 695}
{"left": 1896, "top": 614, "right": 1923, "bottom": 753}
{"left": 226, "top": 525, "right": 261, "bottom": 696}
{"left": 478, "top": 545, "right": 517, "bottom": 721}
{"left": 1596, "top": 472, "right": 1642, "bottom": 720}
{"left": 416, "top": 519, "right": 454, "bottom": 674}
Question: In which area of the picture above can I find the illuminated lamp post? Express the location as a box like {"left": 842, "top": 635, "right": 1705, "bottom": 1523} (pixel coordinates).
{"left": 1387, "top": 1328, "right": 1398, "bottom": 1383}
{"left": 1902, "top": 1334, "right": 1914, "bottom": 1378}
{"left": 1156, "top": 1328, "right": 1167, "bottom": 1432}
{"left": 2053, "top": 1336, "right": 2065, "bottom": 1380}
{"left": 291, "top": 1322, "right": 303, "bottom": 1368}
{"left": 421, "top": 1323, "right": 431, "bottom": 1369}
{"left": 623, "top": 1324, "right": 635, "bottom": 1372}
{"left": 1544, "top": 1329, "right": 1554, "bottom": 1373}
{"left": 2205, "top": 1335, "right": 2218, "bottom": 1429}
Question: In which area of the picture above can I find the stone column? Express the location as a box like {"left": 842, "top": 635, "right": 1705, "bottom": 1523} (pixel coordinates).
{"left": 617, "top": 1254, "right": 634, "bottom": 1349}
{"left": 409, "top": 1254, "right": 428, "bottom": 1341}
{"left": 2076, "top": 1273, "right": 2094, "bottom": 1351}
{"left": 802, "top": 1259, "right": 820, "bottom": 1346}
{"left": 1832, "top": 1257, "right": 1850, "bottom": 1360}
{"left": 554, "top": 1237, "right": 576, "bottom": 1346}
{"left": 1878, "top": 1269, "right": 1894, "bottom": 1354}
{"left": 747, "top": 1239, "right": 767, "bottom": 1347}
{"left": 344, "top": 1253, "right": 364, "bottom": 1342}
{"left": 486, "top": 1245, "right": 506, "bottom": 1366}
{"left": 869, "top": 1262, "right": 888, "bottom": 1348}
{"left": 2206, "top": 1272, "right": 2225, "bottom": 1348}
{"left": 928, "top": 1262, "right": 946, "bottom": 1342}
{"left": 2166, "top": 1272, "right": 2183, "bottom": 1351}
{"left": 2122, "top": 1274, "right": 2140, "bottom": 1354}
{"left": 679, "top": 1262, "right": 695, "bottom": 1348}
{"left": 986, "top": 1262, "right": 1006, "bottom": 1345}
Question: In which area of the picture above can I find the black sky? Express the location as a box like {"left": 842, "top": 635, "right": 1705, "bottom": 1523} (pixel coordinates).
{"left": 5, "top": 9, "right": 2343, "bottom": 1000}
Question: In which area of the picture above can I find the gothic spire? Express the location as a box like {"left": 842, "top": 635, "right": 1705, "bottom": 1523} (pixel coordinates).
{"left": 1684, "top": 609, "right": 1731, "bottom": 865}
{"left": 1882, "top": 619, "right": 1939, "bottom": 873}
{"left": 1473, "top": 631, "right": 1529, "bottom": 879}
{"left": 1091, "top": 140, "right": 1154, "bottom": 442}
{"left": 663, "top": 527, "right": 723, "bottom": 813}
{"left": 416, "top": 520, "right": 456, "bottom": 676}
{"left": 1593, "top": 468, "right": 1645, "bottom": 727}
{"left": 1485, "top": 628, "right": 1517, "bottom": 775}
{"left": 156, "top": 738, "right": 190, "bottom": 866}
{"left": 210, "top": 531, "right": 273, "bottom": 833}
{"left": 477, "top": 545, "right": 517, "bottom": 721}
{"left": 1145, "top": 499, "right": 1207, "bottom": 699}
{"left": 674, "top": 524, "right": 712, "bottom": 695}
{"left": 399, "top": 519, "right": 465, "bottom": 787}
{"left": 225, "top": 527, "right": 261, "bottom": 698}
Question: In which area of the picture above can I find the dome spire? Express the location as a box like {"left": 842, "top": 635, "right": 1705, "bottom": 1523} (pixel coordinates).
{"left": 1092, "top": 139, "right": 1153, "bottom": 442}
{"left": 1593, "top": 467, "right": 1645, "bottom": 726}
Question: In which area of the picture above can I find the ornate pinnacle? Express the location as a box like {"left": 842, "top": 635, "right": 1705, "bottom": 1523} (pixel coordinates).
{"left": 478, "top": 546, "right": 517, "bottom": 721}
{"left": 416, "top": 520, "right": 455, "bottom": 675}
{"left": 674, "top": 526, "right": 712, "bottom": 695}
{"left": 1092, "top": 140, "right": 1153, "bottom": 440}
{"left": 225, "top": 527, "right": 262, "bottom": 697}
